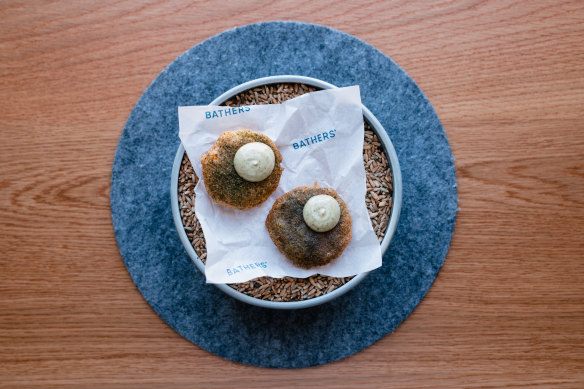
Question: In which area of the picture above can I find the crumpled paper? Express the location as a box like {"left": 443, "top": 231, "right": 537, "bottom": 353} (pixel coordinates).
{"left": 178, "top": 86, "right": 381, "bottom": 283}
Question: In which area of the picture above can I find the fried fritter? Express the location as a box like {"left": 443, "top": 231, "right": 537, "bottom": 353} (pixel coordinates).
{"left": 201, "top": 129, "right": 283, "bottom": 210}
{"left": 266, "top": 186, "right": 352, "bottom": 269}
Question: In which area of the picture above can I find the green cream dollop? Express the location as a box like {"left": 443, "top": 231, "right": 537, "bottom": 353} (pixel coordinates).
{"left": 233, "top": 142, "right": 275, "bottom": 182}
{"left": 303, "top": 194, "right": 341, "bottom": 232}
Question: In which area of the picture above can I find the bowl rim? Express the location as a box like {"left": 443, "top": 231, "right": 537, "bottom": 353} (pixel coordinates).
{"left": 170, "top": 75, "right": 402, "bottom": 309}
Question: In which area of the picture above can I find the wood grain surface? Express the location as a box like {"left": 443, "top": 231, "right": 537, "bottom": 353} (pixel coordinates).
{"left": 1, "top": 0, "right": 583, "bottom": 387}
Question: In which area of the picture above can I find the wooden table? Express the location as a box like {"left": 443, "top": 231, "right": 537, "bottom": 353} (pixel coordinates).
{"left": 1, "top": 1, "right": 582, "bottom": 387}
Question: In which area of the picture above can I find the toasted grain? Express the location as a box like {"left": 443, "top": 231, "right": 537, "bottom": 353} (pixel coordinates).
{"left": 177, "top": 83, "right": 393, "bottom": 301}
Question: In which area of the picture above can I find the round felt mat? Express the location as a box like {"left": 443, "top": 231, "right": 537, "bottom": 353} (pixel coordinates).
{"left": 111, "top": 21, "right": 458, "bottom": 368}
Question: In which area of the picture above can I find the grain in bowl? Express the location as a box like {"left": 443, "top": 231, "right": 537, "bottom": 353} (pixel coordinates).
{"left": 176, "top": 82, "right": 394, "bottom": 303}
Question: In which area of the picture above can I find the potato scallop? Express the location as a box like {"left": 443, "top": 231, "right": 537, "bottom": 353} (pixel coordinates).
{"left": 266, "top": 185, "right": 352, "bottom": 269}
{"left": 200, "top": 129, "right": 283, "bottom": 210}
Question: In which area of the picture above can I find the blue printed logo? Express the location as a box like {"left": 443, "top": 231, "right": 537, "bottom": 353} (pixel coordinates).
{"left": 205, "top": 106, "right": 250, "bottom": 119}
{"left": 226, "top": 261, "right": 267, "bottom": 276}
{"left": 293, "top": 129, "right": 336, "bottom": 149}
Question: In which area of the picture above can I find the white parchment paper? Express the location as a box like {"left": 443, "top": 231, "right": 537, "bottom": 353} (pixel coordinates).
{"left": 178, "top": 86, "right": 382, "bottom": 283}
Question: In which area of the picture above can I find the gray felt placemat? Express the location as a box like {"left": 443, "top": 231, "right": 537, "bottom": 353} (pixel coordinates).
{"left": 111, "top": 21, "right": 457, "bottom": 368}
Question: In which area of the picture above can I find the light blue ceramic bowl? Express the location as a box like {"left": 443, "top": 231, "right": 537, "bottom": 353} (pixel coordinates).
{"left": 170, "top": 75, "right": 402, "bottom": 309}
